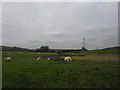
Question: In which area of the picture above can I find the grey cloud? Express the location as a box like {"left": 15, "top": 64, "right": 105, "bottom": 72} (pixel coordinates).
{"left": 2, "top": 2, "right": 118, "bottom": 49}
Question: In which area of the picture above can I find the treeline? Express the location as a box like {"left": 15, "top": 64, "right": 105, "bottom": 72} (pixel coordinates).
{"left": 1, "top": 45, "right": 82, "bottom": 53}
{"left": 36, "top": 49, "right": 80, "bottom": 53}
{"left": 1, "top": 45, "right": 119, "bottom": 53}
{"left": 36, "top": 46, "right": 82, "bottom": 53}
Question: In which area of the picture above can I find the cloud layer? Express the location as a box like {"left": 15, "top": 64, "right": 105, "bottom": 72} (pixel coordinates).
{"left": 2, "top": 2, "right": 118, "bottom": 49}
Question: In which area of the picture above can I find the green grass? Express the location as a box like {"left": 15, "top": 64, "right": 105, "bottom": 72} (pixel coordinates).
{"left": 2, "top": 52, "right": 119, "bottom": 88}
{"left": 72, "top": 54, "right": 118, "bottom": 62}
{"left": 0, "top": 51, "right": 2, "bottom": 89}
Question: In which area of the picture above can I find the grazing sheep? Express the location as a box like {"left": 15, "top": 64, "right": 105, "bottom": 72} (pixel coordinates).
{"left": 37, "top": 56, "right": 41, "bottom": 60}
{"left": 64, "top": 57, "right": 72, "bottom": 62}
{"left": 48, "top": 58, "right": 50, "bottom": 60}
{"left": 4, "top": 57, "right": 11, "bottom": 62}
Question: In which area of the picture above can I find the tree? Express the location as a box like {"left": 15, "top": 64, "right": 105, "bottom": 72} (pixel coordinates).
{"left": 81, "top": 47, "right": 87, "bottom": 51}
{"left": 40, "top": 46, "right": 49, "bottom": 52}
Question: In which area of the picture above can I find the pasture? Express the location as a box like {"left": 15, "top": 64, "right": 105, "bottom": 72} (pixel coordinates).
{"left": 2, "top": 51, "right": 119, "bottom": 88}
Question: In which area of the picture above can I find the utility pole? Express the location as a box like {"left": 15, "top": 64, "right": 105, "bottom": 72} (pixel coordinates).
{"left": 81, "top": 37, "right": 87, "bottom": 51}
{"left": 83, "top": 37, "right": 85, "bottom": 48}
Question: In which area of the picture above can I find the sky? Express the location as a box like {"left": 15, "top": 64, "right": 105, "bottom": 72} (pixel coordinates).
{"left": 2, "top": 2, "right": 118, "bottom": 50}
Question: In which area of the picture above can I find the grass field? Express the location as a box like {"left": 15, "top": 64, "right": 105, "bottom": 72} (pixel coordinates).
{"left": 2, "top": 51, "right": 119, "bottom": 88}
{"left": 0, "top": 52, "right": 2, "bottom": 89}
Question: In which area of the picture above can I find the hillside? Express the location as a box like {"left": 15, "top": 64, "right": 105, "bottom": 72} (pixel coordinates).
{"left": 0, "top": 45, "right": 34, "bottom": 52}
{"left": 102, "top": 46, "right": 120, "bottom": 50}
{"left": 79, "top": 46, "right": 120, "bottom": 54}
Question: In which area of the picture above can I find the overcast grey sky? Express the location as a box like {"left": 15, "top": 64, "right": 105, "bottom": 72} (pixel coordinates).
{"left": 2, "top": 2, "right": 118, "bottom": 50}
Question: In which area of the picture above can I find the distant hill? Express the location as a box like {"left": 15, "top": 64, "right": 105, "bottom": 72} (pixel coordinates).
{"left": 102, "top": 46, "right": 120, "bottom": 50}
{"left": 0, "top": 45, "right": 34, "bottom": 52}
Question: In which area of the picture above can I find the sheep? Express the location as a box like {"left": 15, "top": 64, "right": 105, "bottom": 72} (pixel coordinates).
{"left": 4, "top": 57, "right": 11, "bottom": 62}
{"left": 64, "top": 57, "right": 72, "bottom": 62}
{"left": 37, "top": 56, "right": 41, "bottom": 60}
{"left": 47, "top": 58, "right": 50, "bottom": 60}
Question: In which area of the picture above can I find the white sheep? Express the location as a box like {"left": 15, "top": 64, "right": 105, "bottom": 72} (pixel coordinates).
{"left": 37, "top": 56, "right": 41, "bottom": 60}
{"left": 47, "top": 58, "right": 50, "bottom": 60}
{"left": 4, "top": 57, "right": 11, "bottom": 62}
{"left": 64, "top": 57, "right": 72, "bottom": 62}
